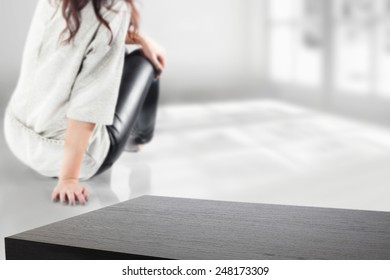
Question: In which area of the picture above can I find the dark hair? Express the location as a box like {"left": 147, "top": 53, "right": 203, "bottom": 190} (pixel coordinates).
{"left": 52, "top": 0, "right": 139, "bottom": 45}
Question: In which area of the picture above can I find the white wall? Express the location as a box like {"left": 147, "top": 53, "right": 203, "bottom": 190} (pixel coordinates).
{"left": 0, "top": 0, "right": 267, "bottom": 104}
{"left": 0, "top": 0, "right": 39, "bottom": 103}
{"left": 140, "top": 0, "right": 267, "bottom": 102}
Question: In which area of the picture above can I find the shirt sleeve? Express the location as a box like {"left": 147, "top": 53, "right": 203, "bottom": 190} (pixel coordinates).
{"left": 66, "top": 3, "right": 131, "bottom": 125}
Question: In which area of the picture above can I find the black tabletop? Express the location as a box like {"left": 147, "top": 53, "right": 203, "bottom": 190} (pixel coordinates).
{"left": 5, "top": 195, "right": 390, "bottom": 259}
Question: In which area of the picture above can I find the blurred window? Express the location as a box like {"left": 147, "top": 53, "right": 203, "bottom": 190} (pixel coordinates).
{"left": 375, "top": 0, "right": 390, "bottom": 98}
{"left": 268, "top": 0, "right": 390, "bottom": 99}
{"left": 268, "top": 0, "right": 324, "bottom": 87}
{"left": 333, "top": 0, "right": 375, "bottom": 95}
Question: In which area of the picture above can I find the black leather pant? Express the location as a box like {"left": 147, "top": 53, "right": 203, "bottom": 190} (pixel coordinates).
{"left": 94, "top": 49, "right": 159, "bottom": 176}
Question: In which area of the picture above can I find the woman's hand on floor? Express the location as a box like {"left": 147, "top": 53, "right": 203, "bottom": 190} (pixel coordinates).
{"left": 53, "top": 118, "right": 94, "bottom": 206}
{"left": 51, "top": 179, "right": 89, "bottom": 205}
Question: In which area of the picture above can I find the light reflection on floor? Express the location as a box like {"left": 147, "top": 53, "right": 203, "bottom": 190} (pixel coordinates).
{"left": 1, "top": 99, "right": 390, "bottom": 259}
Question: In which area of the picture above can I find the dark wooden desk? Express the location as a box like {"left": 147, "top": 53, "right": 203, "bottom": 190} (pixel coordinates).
{"left": 5, "top": 195, "right": 390, "bottom": 259}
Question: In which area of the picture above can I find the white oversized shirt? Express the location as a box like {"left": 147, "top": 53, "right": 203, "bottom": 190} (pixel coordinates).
{"left": 3, "top": 0, "right": 131, "bottom": 180}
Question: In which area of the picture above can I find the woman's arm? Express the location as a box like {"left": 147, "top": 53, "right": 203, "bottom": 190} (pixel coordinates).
{"left": 126, "top": 31, "right": 166, "bottom": 77}
{"left": 51, "top": 119, "right": 95, "bottom": 205}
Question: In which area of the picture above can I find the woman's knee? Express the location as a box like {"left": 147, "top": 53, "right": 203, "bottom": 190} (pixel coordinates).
{"left": 125, "top": 49, "right": 150, "bottom": 66}
{"left": 124, "top": 49, "right": 158, "bottom": 75}
{"left": 126, "top": 49, "right": 144, "bottom": 58}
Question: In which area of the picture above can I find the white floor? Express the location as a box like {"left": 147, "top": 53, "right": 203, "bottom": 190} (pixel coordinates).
{"left": 1, "top": 99, "right": 390, "bottom": 259}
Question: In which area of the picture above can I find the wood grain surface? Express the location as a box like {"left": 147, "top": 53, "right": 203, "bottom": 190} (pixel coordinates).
{"left": 5, "top": 195, "right": 390, "bottom": 259}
